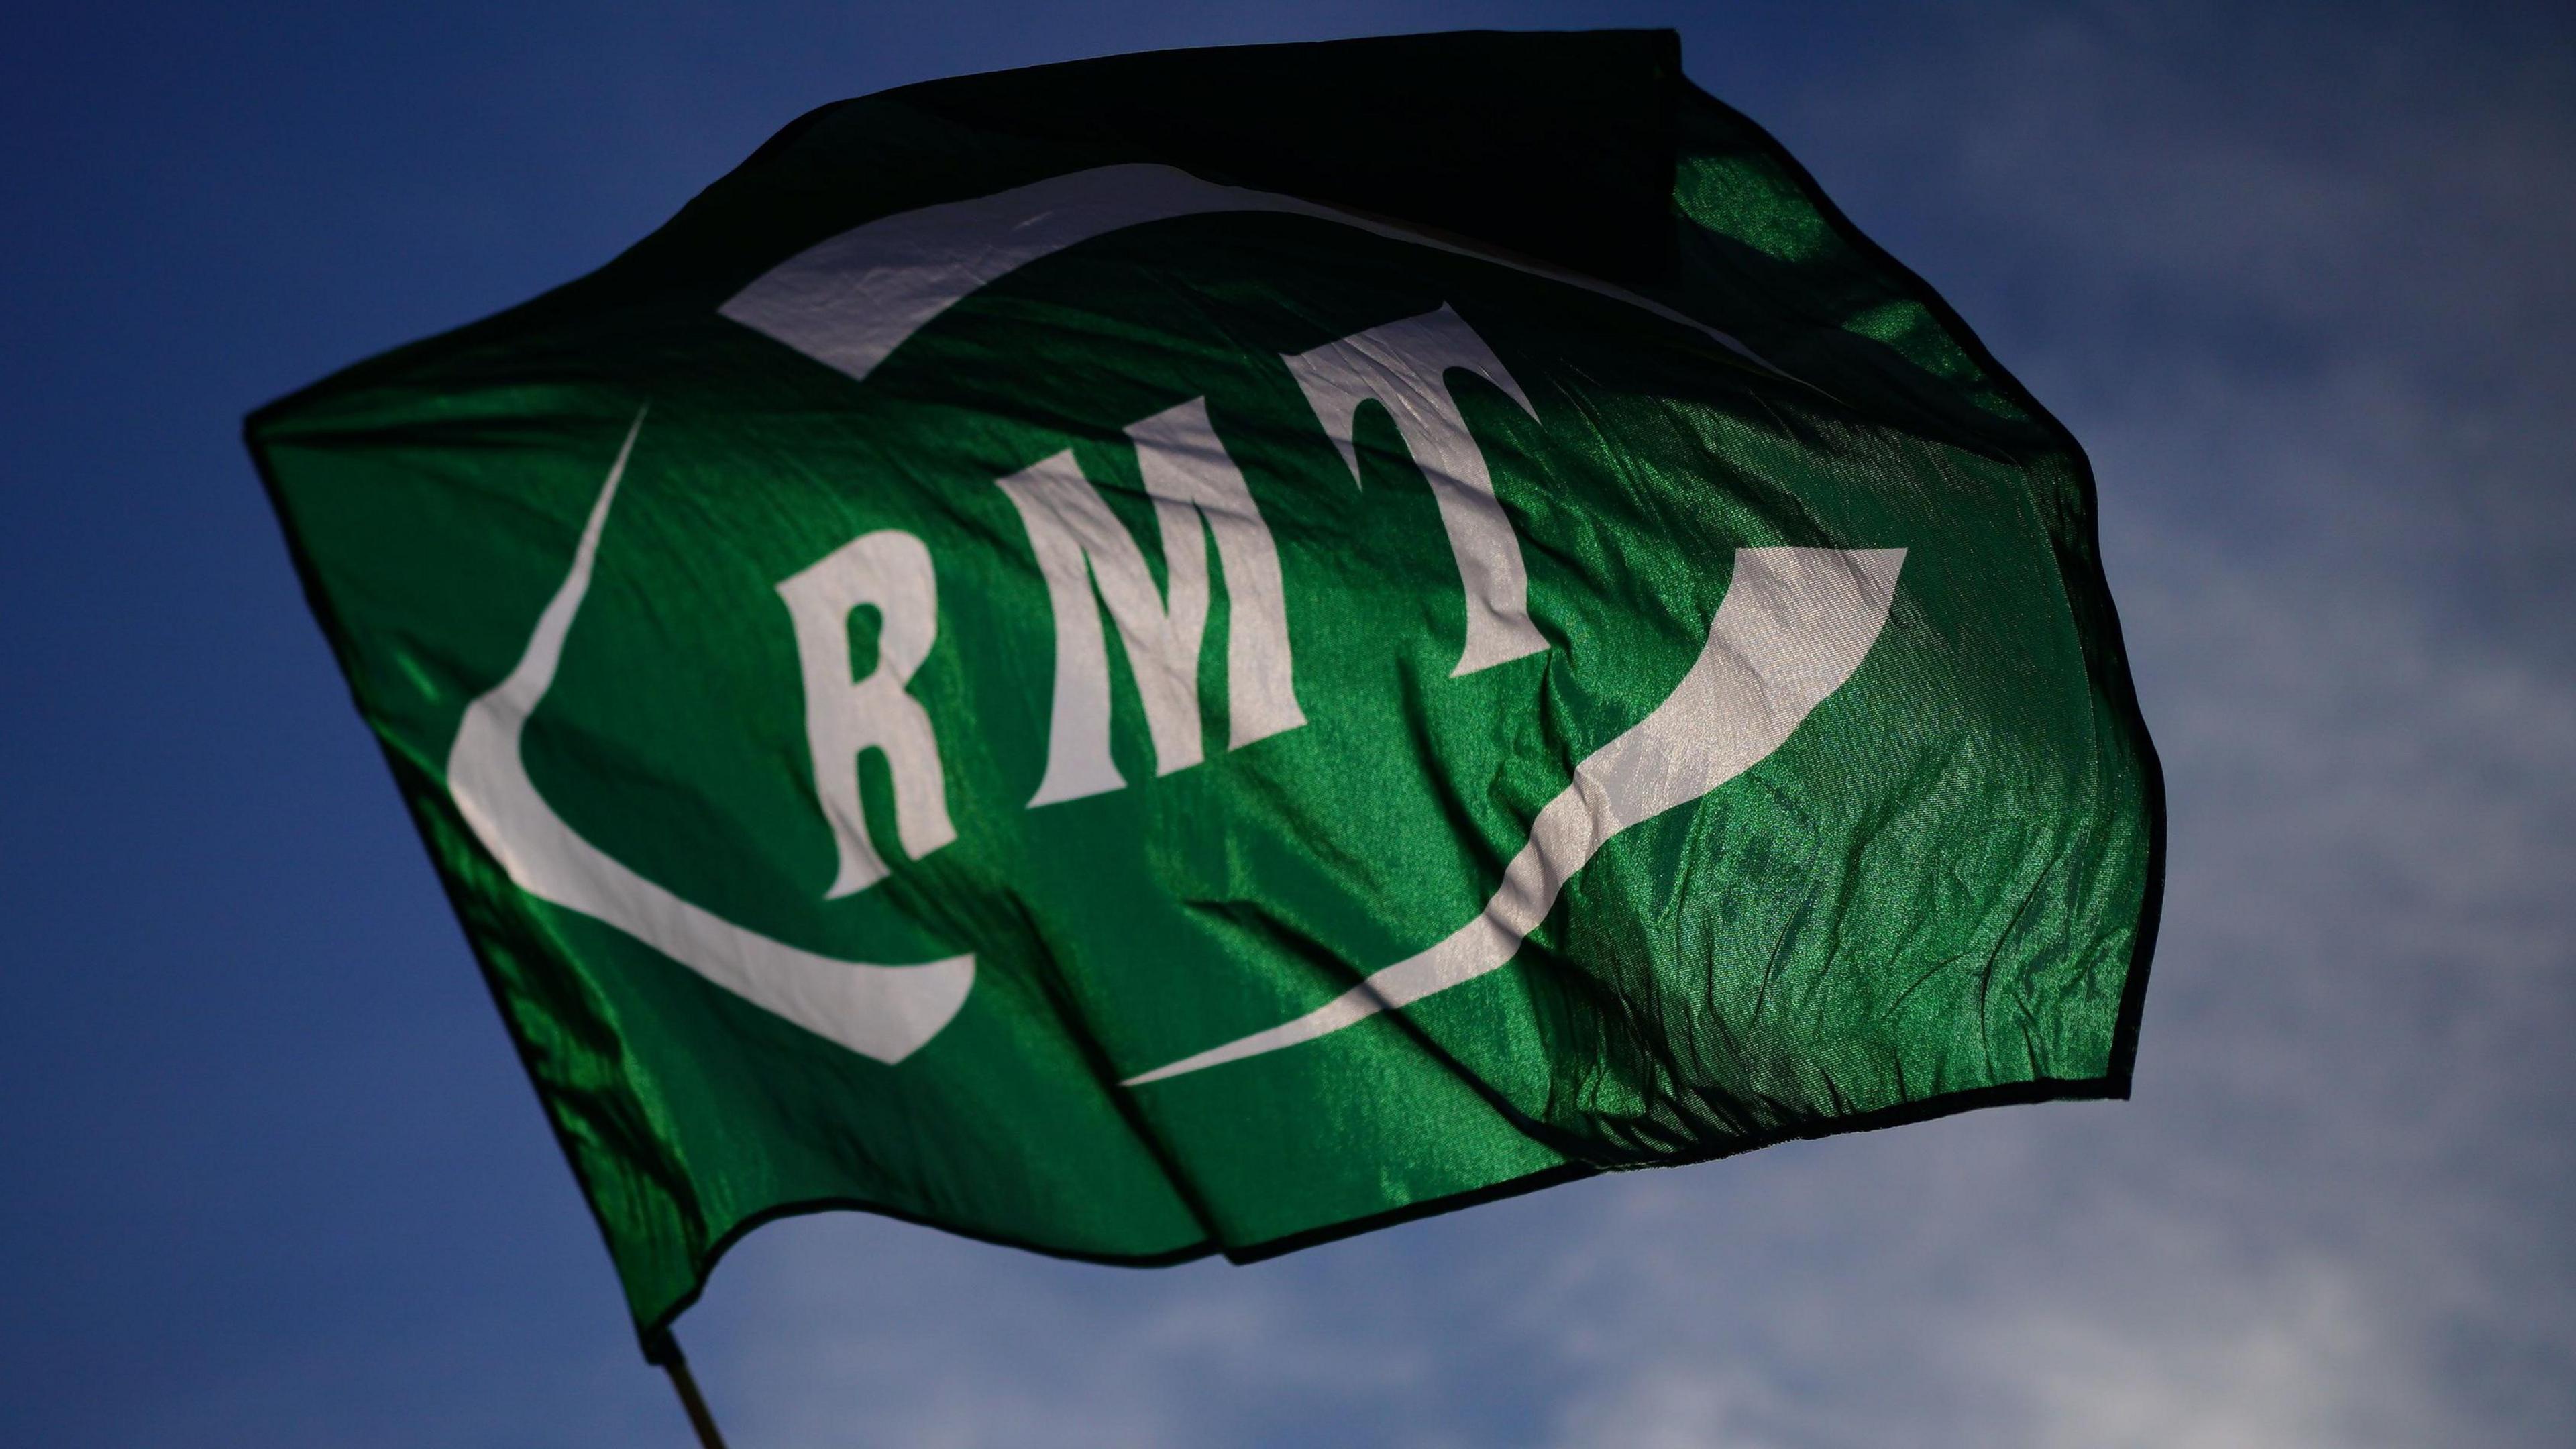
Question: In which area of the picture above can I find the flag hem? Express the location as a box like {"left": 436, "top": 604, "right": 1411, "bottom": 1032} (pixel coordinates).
{"left": 629, "top": 1070, "right": 2135, "bottom": 1362}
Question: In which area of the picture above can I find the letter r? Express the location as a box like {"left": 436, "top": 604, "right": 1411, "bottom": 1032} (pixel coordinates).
{"left": 776, "top": 529, "right": 957, "bottom": 898}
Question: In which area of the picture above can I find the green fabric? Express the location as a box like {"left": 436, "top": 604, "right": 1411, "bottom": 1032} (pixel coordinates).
{"left": 246, "top": 29, "right": 2159, "bottom": 1352}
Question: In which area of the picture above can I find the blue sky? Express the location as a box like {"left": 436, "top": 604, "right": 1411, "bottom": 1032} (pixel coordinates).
{"left": 4, "top": 2, "right": 2571, "bottom": 1444}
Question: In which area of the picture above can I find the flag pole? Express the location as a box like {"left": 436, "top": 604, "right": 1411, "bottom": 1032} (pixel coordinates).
{"left": 654, "top": 1334, "right": 731, "bottom": 1449}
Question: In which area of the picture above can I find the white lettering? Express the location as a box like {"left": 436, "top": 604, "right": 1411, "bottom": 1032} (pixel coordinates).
{"left": 776, "top": 530, "right": 957, "bottom": 898}
{"left": 1000, "top": 398, "right": 1303, "bottom": 806}
{"left": 1283, "top": 305, "right": 1550, "bottom": 676}
{"left": 1130, "top": 398, "right": 1305, "bottom": 752}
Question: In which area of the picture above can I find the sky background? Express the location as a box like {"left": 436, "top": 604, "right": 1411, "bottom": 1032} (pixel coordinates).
{"left": 4, "top": 2, "right": 2572, "bottom": 1445}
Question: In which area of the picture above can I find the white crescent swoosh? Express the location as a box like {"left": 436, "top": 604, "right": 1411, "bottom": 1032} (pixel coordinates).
{"left": 1126, "top": 545, "right": 1904, "bottom": 1085}
{"left": 445, "top": 409, "right": 975, "bottom": 1066}
{"left": 718, "top": 162, "right": 1788, "bottom": 384}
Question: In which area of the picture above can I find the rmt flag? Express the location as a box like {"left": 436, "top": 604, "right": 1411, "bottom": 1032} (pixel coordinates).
{"left": 248, "top": 30, "right": 2159, "bottom": 1352}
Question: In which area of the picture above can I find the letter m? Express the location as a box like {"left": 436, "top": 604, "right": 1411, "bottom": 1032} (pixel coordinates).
{"left": 997, "top": 396, "right": 1304, "bottom": 806}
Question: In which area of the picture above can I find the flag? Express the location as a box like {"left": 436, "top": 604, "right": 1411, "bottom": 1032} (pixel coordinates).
{"left": 247, "top": 29, "right": 2160, "bottom": 1352}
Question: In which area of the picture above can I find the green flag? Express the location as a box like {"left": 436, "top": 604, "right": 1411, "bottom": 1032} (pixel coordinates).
{"left": 248, "top": 29, "right": 2159, "bottom": 1352}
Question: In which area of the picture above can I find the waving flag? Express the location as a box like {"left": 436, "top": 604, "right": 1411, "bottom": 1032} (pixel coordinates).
{"left": 247, "top": 30, "right": 2160, "bottom": 1352}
